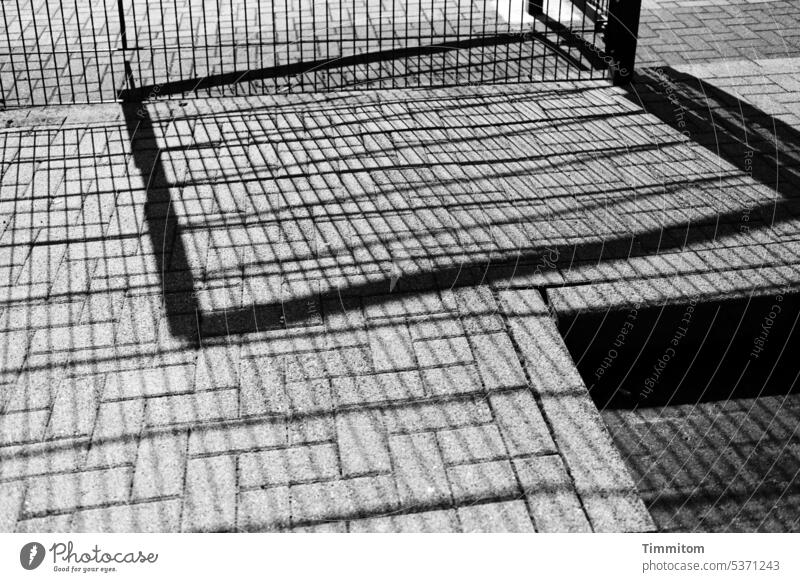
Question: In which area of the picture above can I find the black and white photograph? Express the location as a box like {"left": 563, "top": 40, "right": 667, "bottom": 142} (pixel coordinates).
{"left": 0, "top": 0, "right": 798, "bottom": 578}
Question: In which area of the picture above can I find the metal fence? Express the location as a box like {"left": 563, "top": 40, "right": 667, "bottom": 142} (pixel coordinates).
{"left": 0, "top": 0, "right": 635, "bottom": 108}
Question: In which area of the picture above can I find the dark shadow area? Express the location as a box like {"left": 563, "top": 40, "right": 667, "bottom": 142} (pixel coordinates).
{"left": 559, "top": 293, "right": 800, "bottom": 409}
{"left": 121, "top": 104, "right": 202, "bottom": 345}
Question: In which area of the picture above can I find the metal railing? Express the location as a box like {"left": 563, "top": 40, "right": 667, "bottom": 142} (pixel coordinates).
{"left": 0, "top": 0, "right": 640, "bottom": 108}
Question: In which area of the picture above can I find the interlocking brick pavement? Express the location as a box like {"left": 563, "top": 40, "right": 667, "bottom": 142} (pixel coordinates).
{"left": 3, "top": 71, "right": 799, "bottom": 530}
{"left": 638, "top": 0, "right": 800, "bottom": 66}
{"left": 2, "top": 0, "right": 800, "bottom": 534}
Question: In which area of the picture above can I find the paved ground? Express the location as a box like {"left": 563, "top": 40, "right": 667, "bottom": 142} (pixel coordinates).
{"left": 1, "top": 0, "right": 799, "bottom": 532}
{"left": 638, "top": 0, "right": 800, "bottom": 66}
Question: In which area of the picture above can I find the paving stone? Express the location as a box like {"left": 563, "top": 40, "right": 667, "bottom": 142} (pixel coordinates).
{"left": 189, "top": 419, "right": 287, "bottom": 455}
{"left": 23, "top": 467, "right": 133, "bottom": 516}
{"left": 132, "top": 430, "right": 189, "bottom": 499}
{"left": 0, "top": 409, "right": 49, "bottom": 446}
{"left": 238, "top": 357, "right": 285, "bottom": 416}
{"left": 489, "top": 389, "right": 557, "bottom": 456}
{"left": 369, "top": 325, "right": 416, "bottom": 372}
{"left": 285, "top": 378, "right": 333, "bottom": 415}
{"left": 290, "top": 475, "right": 400, "bottom": 524}
{"left": 238, "top": 487, "right": 291, "bottom": 531}
{"left": 389, "top": 432, "right": 452, "bottom": 506}
{"left": 437, "top": 425, "right": 509, "bottom": 465}
{"left": 46, "top": 376, "right": 103, "bottom": 439}
{"left": 457, "top": 500, "right": 535, "bottom": 532}
{"left": 350, "top": 508, "right": 460, "bottom": 532}
{"left": 71, "top": 499, "right": 182, "bottom": 532}
{"left": 447, "top": 459, "right": 520, "bottom": 504}
{"left": 332, "top": 370, "right": 425, "bottom": 406}
{"left": 336, "top": 410, "right": 391, "bottom": 476}
{"left": 16, "top": 514, "right": 74, "bottom": 533}
{"left": 182, "top": 455, "right": 237, "bottom": 532}
{"left": 284, "top": 347, "right": 373, "bottom": 381}
{"left": 86, "top": 398, "right": 145, "bottom": 468}
{"left": 144, "top": 389, "right": 238, "bottom": 426}
{"left": 406, "top": 314, "right": 464, "bottom": 340}
{"left": 469, "top": 333, "right": 527, "bottom": 390}
{"left": 461, "top": 314, "right": 506, "bottom": 334}
{"left": 288, "top": 415, "right": 335, "bottom": 445}
{"left": 0, "top": 441, "right": 88, "bottom": 480}
{"left": 421, "top": 364, "right": 484, "bottom": 396}
{"left": 513, "top": 455, "right": 592, "bottom": 533}
{"left": 0, "top": 330, "right": 29, "bottom": 380}
{"left": 413, "top": 337, "right": 473, "bottom": 367}
{"left": 194, "top": 345, "right": 240, "bottom": 391}
{"left": 4, "top": 368, "right": 64, "bottom": 412}
{"left": 364, "top": 292, "right": 449, "bottom": 319}
{"left": 292, "top": 521, "right": 348, "bottom": 533}
{"left": 0, "top": 481, "right": 26, "bottom": 531}
{"left": 323, "top": 297, "right": 365, "bottom": 331}
{"left": 239, "top": 444, "right": 340, "bottom": 488}
{"left": 103, "top": 365, "right": 196, "bottom": 399}
{"left": 29, "top": 322, "right": 116, "bottom": 353}
{"left": 93, "top": 398, "right": 145, "bottom": 440}
{"left": 452, "top": 285, "right": 499, "bottom": 316}
{"left": 382, "top": 396, "right": 493, "bottom": 433}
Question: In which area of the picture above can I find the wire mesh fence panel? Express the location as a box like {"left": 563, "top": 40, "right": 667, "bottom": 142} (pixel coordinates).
{"left": 0, "top": 0, "right": 126, "bottom": 107}
{"left": 1, "top": 0, "right": 613, "bottom": 107}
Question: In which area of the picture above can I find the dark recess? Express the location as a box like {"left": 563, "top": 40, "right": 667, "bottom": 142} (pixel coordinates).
{"left": 558, "top": 293, "right": 800, "bottom": 409}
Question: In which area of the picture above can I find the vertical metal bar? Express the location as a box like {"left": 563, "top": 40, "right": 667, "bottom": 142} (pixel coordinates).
{"left": 100, "top": 0, "right": 118, "bottom": 102}
{"left": 158, "top": 0, "right": 167, "bottom": 90}
{"left": 466, "top": 0, "right": 473, "bottom": 84}
{"left": 188, "top": 0, "right": 196, "bottom": 96}
{"left": 203, "top": 0, "right": 211, "bottom": 95}
{"left": 285, "top": 0, "right": 291, "bottom": 91}
{"left": 245, "top": 0, "right": 251, "bottom": 92}
{"left": 230, "top": 0, "right": 236, "bottom": 94}
{"left": 257, "top": 0, "right": 263, "bottom": 93}
{"left": 605, "top": 0, "right": 641, "bottom": 84}
{"left": 325, "top": 0, "right": 330, "bottom": 90}
{"left": 0, "top": 12, "right": 6, "bottom": 106}
{"left": 13, "top": 0, "right": 36, "bottom": 104}
{"left": 117, "top": 0, "right": 128, "bottom": 50}
{"left": 483, "top": 2, "right": 494, "bottom": 83}
{"left": 480, "top": 0, "right": 487, "bottom": 83}
{"left": 298, "top": 0, "right": 303, "bottom": 90}
{"left": 271, "top": 0, "right": 277, "bottom": 91}
{"left": 441, "top": 0, "right": 446, "bottom": 84}
{"left": 28, "top": 0, "right": 46, "bottom": 103}
{"left": 546, "top": 0, "right": 554, "bottom": 80}
{"left": 129, "top": 0, "right": 144, "bottom": 88}
{"left": 173, "top": 0, "right": 184, "bottom": 84}
{"left": 1, "top": 2, "right": 20, "bottom": 106}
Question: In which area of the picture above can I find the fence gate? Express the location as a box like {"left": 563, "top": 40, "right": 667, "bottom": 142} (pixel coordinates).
{"left": 1, "top": 0, "right": 637, "bottom": 108}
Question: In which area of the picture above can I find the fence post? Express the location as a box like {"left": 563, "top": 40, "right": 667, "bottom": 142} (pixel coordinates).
{"left": 117, "top": 0, "right": 128, "bottom": 51}
{"left": 604, "top": 0, "right": 642, "bottom": 85}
